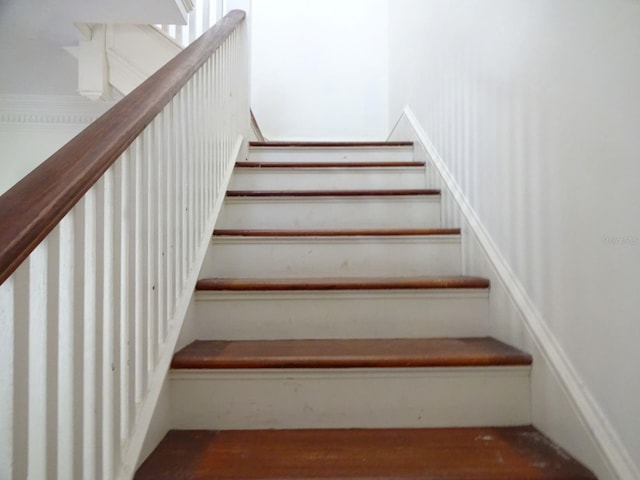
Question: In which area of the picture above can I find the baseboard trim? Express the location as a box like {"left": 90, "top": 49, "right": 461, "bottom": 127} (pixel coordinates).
{"left": 399, "top": 105, "right": 638, "bottom": 480}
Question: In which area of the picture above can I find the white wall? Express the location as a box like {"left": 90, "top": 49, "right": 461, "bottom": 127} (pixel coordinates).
{"left": 389, "top": 1, "right": 640, "bottom": 478}
{"left": 251, "top": 0, "right": 388, "bottom": 140}
{"left": 0, "top": 95, "right": 114, "bottom": 195}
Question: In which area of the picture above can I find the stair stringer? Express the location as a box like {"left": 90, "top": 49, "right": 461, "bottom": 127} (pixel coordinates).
{"left": 390, "top": 106, "right": 632, "bottom": 480}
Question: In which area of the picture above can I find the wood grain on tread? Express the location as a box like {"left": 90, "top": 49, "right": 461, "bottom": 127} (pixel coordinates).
{"left": 171, "top": 337, "right": 531, "bottom": 369}
{"left": 213, "top": 228, "right": 461, "bottom": 237}
{"left": 250, "top": 141, "right": 413, "bottom": 147}
{"left": 235, "top": 161, "right": 425, "bottom": 168}
{"left": 196, "top": 276, "right": 489, "bottom": 291}
{"left": 226, "top": 189, "right": 439, "bottom": 197}
{"left": 135, "top": 426, "right": 596, "bottom": 480}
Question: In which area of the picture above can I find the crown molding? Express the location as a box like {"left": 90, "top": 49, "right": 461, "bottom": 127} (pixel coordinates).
{"left": 0, "top": 94, "right": 116, "bottom": 125}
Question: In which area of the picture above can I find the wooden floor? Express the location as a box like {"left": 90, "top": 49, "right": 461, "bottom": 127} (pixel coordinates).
{"left": 171, "top": 337, "right": 532, "bottom": 369}
{"left": 135, "top": 426, "right": 597, "bottom": 479}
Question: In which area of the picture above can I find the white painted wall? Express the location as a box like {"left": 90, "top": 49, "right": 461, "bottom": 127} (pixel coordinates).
{"left": 0, "top": 96, "right": 114, "bottom": 195}
{"left": 0, "top": 127, "right": 83, "bottom": 195}
{"left": 388, "top": 1, "right": 640, "bottom": 478}
{"left": 251, "top": 0, "right": 388, "bottom": 140}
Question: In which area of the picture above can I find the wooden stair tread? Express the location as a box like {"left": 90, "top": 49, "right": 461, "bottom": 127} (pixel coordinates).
{"left": 213, "top": 228, "right": 461, "bottom": 237}
{"left": 250, "top": 141, "right": 413, "bottom": 147}
{"left": 226, "top": 188, "right": 439, "bottom": 197}
{"left": 196, "top": 276, "right": 489, "bottom": 291}
{"left": 135, "top": 426, "right": 596, "bottom": 480}
{"left": 236, "top": 160, "right": 425, "bottom": 168}
{"left": 171, "top": 337, "right": 531, "bottom": 369}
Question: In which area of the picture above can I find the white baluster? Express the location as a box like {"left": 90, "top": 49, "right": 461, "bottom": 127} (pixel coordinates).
{"left": 135, "top": 136, "right": 148, "bottom": 403}
{"left": 177, "top": 25, "right": 187, "bottom": 48}
{"left": 114, "top": 149, "right": 135, "bottom": 442}
{"left": 76, "top": 187, "right": 102, "bottom": 478}
{"left": 150, "top": 117, "right": 161, "bottom": 363}
{"left": 28, "top": 242, "right": 48, "bottom": 479}
{"left": 156, "top": 111, "right": 167, "bottom": 344}
{"left": 0, "top": 277, "right": 15, "bottom": 479}
{"left": 203, "top": 0, "right": 212, "bottom": 34}
{"left": 189, "top": 4, "right": 198, "bottom": 44}
{"left": 216, "top": 0, "right": 224, "bottom": 23}
{"left": 164, "top": 108, "right": 175, "bottom": 329}
{"left": 101, "top": 168, "right": 115, "bottom": 478}
{"left": 177, "top": 93, "right": 188, "bottom": 284}
{"left": 55, "top": 214, "right": 75, "bottom": 479}
{"left": 187, "top": 81, "right": 196, "bottom": 263}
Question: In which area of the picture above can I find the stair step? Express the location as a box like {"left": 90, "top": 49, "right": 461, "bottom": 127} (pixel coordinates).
{"left": 249, "top": 142, "right": 414, "bottom": 163}
{"left": 135, "top": 427, "right": 597, "bottom": 480}
{"left": 230, "top": 162, "right": 427, "bottom": 190}
{"left": 172, "top": 337, "right": 531, "bottom": 369}
{"left": 169, "top": 337, "right": 531, "bottom": 429}
{"left": 195, "top": 277, "right": 489, "bottom": 340}
{"left": 196, "top": 275, "right": 489, "bottom": 291}
{"left": 202, "top": 229, "right": 462, "bottom": 278}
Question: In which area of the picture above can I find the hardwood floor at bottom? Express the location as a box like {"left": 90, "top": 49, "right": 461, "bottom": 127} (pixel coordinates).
{"left": 135, "top": 426, "right": 597, "bottom": 479}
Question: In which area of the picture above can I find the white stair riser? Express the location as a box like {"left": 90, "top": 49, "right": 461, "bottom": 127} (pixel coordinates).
{"left": 217, "top": 197, "right": 441, "bottom": 230}
{"left": 249, "top": 146, "right": 414, "bottom": 163}
{"left": 170, "top": 367, "right": 531, "bottom": 429}
{"left": 195, "top": 290, "right": 489, "bottom": 340}
{"left": 202, "top": 237, "right": 461, "bottom": 278}
{"left": 230, "top": 167, "right": 426, "bottom": 191}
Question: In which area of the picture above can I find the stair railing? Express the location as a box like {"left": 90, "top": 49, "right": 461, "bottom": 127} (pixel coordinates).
{"left": 0, "top": 10, "right": 247, "bottom": 480}
{"left": 158, "top": 0, "right": 224, "bottom": 47}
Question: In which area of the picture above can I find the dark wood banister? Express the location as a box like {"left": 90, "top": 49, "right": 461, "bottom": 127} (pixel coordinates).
{"left": 0, "top": 10, "right": 246, "bottom": 286}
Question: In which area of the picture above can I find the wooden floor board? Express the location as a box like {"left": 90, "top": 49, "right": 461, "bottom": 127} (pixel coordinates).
{"left": 135, "top": 427, "right": 597, "bottom": 479}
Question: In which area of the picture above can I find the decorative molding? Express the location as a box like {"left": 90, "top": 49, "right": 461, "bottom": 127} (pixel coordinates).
{"left": 0, "top": 95, "right": 115, "bottom": 125}
{"left": 401, "top": 105, "right": 639, "bottom": 480}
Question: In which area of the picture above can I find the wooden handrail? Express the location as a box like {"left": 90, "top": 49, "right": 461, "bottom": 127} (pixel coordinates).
{"left": 0, "top": 10, "right": 245, "bottom": 285}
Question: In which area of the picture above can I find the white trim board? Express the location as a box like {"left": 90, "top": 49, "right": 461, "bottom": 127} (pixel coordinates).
{"left": 392, "top": 106, "right": 638, "bottom": 480}
{"left": 0, "top": 95, "right": 115, "bottom": 125}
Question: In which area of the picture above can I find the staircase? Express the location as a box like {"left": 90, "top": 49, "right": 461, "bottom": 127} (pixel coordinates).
{"left": 135, "top": 142, "right": 596, "bottom": 479}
